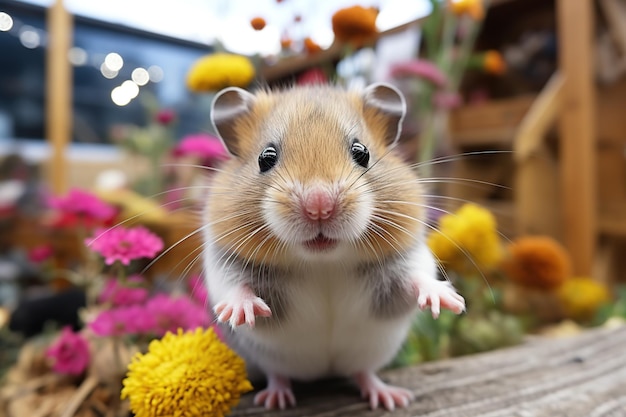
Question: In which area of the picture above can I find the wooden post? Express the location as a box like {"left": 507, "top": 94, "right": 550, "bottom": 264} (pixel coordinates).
{"left": 556, "top": 0, "right": 596, "bottom": 275}
{"left": 46, "top": 0, "right": 73, "bottom": 195}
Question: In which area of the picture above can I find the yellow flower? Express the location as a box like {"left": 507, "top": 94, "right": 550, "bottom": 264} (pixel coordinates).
{"left": 186, "top": 53, "right": 255, "bottom": 92}
{"left": 121, "top": 328, "right": 253, "bottom": 417}
{"left": 558, "top": 277, "right": 611, "bottom": 322}
{"left": 428, "top": 203, "right": 502, "bottom": 274}
{"left": 449, "top": 0, "right": 485, "bottom": 20}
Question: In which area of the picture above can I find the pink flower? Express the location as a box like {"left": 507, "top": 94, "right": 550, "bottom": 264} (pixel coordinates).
{"left": 89, "top": 293, "right": 209, "bottom": 337}
{"left": 28, "top": 244, "right": 54, "bottom": 264}
{"left": 172, "top": 133, "right": 229, "bottom": 162}
{"left": 47, "top": 188, "right": 117, "bottom": 223}
{"left": 433, "top": 91, "right": 463, "bottom": 110}
{"left": 45, "top": 326, "right": 90, "bottom": 376}
{"left": 390, "top": 59, "right": 448, "bottom": 87}
{"left": 155, "top": 109, "right": 176, "bottom": 125}
{"left": 89, "top": 306, "right": 156, "bottom": 336}
{"left": 98, "top": 275, "right": 149, "bottom": 306}
{"left": 85, "top": 226, "right": 164, "bottom": 266}
{"left": 145, "top": 294, "right": 210, "bottom": 336}
{"left": 297, "top": 67, "right": 329, "bottom": 85}
{"left": 187, "top": 275, "right": 208, "bottom": 306}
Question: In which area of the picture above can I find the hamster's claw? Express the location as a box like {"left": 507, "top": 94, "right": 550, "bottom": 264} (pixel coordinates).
{"left": 354, "top": 371, "right": 414, "bottom": 411}
{"left": 412, "top": 279, "right": 466, "bottom": 319}
{"left": 254, "top": 374, "right": 296, "bottom": 410}
{"left": 214, "top": 293, "right": 271, "bottom": 328}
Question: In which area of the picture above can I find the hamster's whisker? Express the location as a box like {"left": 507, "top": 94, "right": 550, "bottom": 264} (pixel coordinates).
{"left": 364, "top": 220, "right": 407, "bottom": 263}
{"left": 140, "top": 223, "right": 210, "bottom": 275}
{"left": 379, "top": 200, "right": 512, "bottom": 245}
{"left": 357, "top": 229, "right": 386, "bottom": 270}
{"left": 344, "top": 145, "right": 397, "bottom": 191}
{"left": 369, "top": 212, "right": 414, "bottom": 242}
{"left": 220, "top": 223, "right": 271, "bottom": 277}
{"left": 403, "top": 213, "right": 494, "bottom": 298}
{"left": 417, "top": 177, "right": 510, "bottom": 190}
{"left": 162, "top": 163, "right": 234, "bottom": 176}
{"left": 409, "top": 150, "right": 513, "bottom": 171}
{"left": 87, "top": 196, "right": 202, "bottom": 247}
{"left": 241, "top": 226, "right": 278, "bottom": 273}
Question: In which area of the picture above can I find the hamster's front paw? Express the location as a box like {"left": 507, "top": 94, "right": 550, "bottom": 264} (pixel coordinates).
{"left": 213, "top": 286, "right": 272, "bottom": 328}
{"left": 411, "top": 278, "right": 465, "bottom": 319}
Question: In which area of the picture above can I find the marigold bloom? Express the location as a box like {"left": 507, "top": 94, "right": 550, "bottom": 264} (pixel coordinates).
{"left": 250, "top": 17, "right": 266, "bottom": 31}
{"left": 45, "top": 326, "right": 90, "bottom": 376}
{"left": 483, "top": 50, "right": 506, "bottom": 75}
{"left": 85, "top": 226, "right": 164, "bottom": 266}
{"left": 558, "top": 277, "right": 611, "bottom": 321}
{"left": 303, "top": 37, "right": 322, "bottom": 54}
{"left": 428, "top": 203, "right": 502, "bottom": 274}
{"left": 449, "top": 0, "right": 485, "bottom": 20}
{"left": 121, "top": 328, "right": 253, "bottom": 417}
{"left": 186, "top": 53, "right": 255, "bottom": 92}
{"left": 502, "top": 236, "right": 571, "bottom": 290}
{"left": 331, "top": 5, "right": 379, "bottom": 46}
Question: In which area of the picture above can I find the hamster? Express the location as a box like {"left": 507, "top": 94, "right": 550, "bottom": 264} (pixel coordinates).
{"left": 202, "top": 83, "right": 465, "bottom": 411}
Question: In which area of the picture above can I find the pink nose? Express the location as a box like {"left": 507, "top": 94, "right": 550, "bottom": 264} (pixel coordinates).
{"left": 303, "top": 188, "right": 336, "bottom": 221}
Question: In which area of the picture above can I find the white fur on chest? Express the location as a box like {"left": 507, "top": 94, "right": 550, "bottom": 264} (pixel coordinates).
{"left": 267, "top": 265, "right": 416, "bottom": 379}
{"left": 206, "top": 254, "right": 418, "bottom": 381}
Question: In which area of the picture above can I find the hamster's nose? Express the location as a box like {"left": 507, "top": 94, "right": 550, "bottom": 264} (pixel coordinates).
{"left": 303, "top": 188, "right": 336, "bottom": 221}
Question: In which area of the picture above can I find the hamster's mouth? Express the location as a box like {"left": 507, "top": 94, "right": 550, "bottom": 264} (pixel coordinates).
{"left": 304, "top": 233, "right": 338, "bottom": 252}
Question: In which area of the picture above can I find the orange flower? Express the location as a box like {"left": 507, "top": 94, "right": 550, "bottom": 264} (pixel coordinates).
{"left": 250, "top": 17, "right": 266, "bottom": 31}
{"left": 303, "top": 37, "right": 322, "bottom": 54}
{"left": 502, "top": 236, "right": 571, "bottom": 290}
{"left": 483, "top": 50, "right": 506, "bottom": 75}
{"left": 449, "top": 0, "right": 485, "bottom": 20}
{"left": 280, "top": 36, "right": 293, "bottom": 50}
{"left": 331, "top": 5, "right": 379, "bottom": 46}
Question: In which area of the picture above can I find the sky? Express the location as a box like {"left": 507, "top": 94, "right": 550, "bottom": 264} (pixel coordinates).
{"left": 19, "top": 0, "right": 430, "bottom": 55}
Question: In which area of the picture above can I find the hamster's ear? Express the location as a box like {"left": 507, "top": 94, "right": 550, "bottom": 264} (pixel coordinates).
{"left": 362, "top": 82, "right": 406, "bottom": 146}
{"left": 211, "top": 87, "right": 255, "bottom": 157}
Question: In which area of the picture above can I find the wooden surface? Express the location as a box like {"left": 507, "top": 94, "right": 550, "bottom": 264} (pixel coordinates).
{"left": 231, "top": 324, "right": 626, "bottom": 416}
{"left": 46, "top": 0, "right": 73, "bottom": 195}
{"left": 556, "top": 0, "right": 597, "bottom": 276}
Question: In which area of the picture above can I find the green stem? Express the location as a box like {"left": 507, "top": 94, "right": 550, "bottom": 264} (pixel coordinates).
{"left": 449, "top": 19, "right": 483, "bottom": 92}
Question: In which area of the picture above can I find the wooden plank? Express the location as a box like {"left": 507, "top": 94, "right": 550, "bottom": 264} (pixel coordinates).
{"left": 599, "top": 0, "right": 626, "bottom": 56}
{"left": 231, "top": 324, "right": 626, "bottom": 416}
{"left": 514, "top": 72, "right": 564, "bottom": 162}
{"left": 556, "top": 0, "right": 596, "bottom": 275}
{"left": 45, "top": 0, "right": 73, "bottom": 195}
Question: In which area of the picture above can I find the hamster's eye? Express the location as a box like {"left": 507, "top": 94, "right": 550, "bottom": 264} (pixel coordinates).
{"left": 259, "top": 145, "right": 278, "bottom": 173}
{"left": 351, "top": 140, "right": 369, "bottom": 168}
